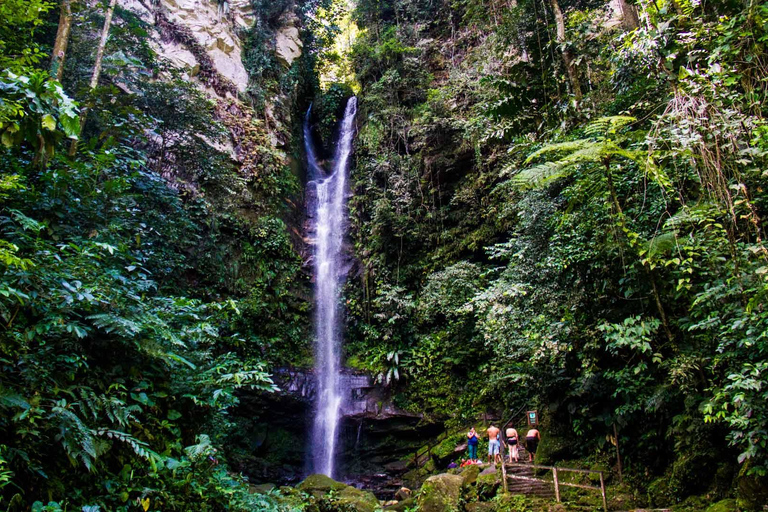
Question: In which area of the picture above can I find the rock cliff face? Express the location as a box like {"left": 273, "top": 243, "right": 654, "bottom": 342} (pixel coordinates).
{"left": 231, "top": 369, "right": 443, "bottom": 496}
{"left": 117, "top": 0, "right": 302, "bottom": 98}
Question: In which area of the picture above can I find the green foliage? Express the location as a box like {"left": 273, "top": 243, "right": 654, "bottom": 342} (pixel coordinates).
{"left": 0, "top": 72, "right": 79, "bottom": 165}
{"left": 346, "top": 0, "right": 768, "bottom": 497}
{"left": 0, "top": 0, "right": 53, "bottom": 73}
{"left": 0, "top": 0, "right": 310, "bottom": 509}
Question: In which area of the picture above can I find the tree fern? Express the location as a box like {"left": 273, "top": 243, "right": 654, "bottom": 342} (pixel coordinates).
{"left": 50, "top": 401, "right": 99, "bottom": 471}
{"left": 87, "top": 313, "right": 142, "bottom": 337}
{"left": 95, "top": 429, "right": 162, "bottom": 465}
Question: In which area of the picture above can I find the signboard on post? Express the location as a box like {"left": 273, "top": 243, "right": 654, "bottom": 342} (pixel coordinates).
{"left": 527, "top": 410, "right": 538, "bottom": 426}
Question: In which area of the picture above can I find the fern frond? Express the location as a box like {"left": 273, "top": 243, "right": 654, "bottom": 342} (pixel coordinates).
{"left": 663, "top": 202, "right": 725, "bottom": 231}
{"left": 584, "top": 116, "right": 637, "bottom": 138}
{"left": 184, "top": 434, "right": 213, "bottom": 462}
{"left": 524, "top": 140, "right": 591, "bottom": 164}
{"left": 50, "top": 402, "right": 98, "bottom": 470}
{"left": 95, "top": 429, "right": 162, "bottom": 463}
{"left": 513, "top": 162, "right": 570, "bottom": 189}
{"left": 0, "top": 389, "right": 30, "bottom": 410}
{"left": 87, "top": 313, "right": 142, "bottom": 337}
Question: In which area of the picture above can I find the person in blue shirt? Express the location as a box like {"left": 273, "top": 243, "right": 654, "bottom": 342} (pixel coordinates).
{"left": 467, "top": 427, "right": 479, "bottom": 462}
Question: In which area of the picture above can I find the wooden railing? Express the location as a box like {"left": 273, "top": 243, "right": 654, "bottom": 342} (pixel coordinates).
{"left": 504, "top": 462, "right": 608, "bottom": 511}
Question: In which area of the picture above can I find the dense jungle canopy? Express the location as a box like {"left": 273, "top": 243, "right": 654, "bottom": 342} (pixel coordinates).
{"left": 1, "top": 0, "right": 767, "bottom": 510}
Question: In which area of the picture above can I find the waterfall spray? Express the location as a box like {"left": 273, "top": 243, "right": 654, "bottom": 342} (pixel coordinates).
{"left": 307, "top": 97, "right": 357, "bottom": 478}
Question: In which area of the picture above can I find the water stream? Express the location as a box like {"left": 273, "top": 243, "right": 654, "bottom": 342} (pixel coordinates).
{"left": 307, "top": 97, "right": 357, "bottom": 478}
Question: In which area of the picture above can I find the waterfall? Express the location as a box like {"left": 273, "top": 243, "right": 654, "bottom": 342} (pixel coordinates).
{"left": 307, "top": 97, "right": 357, "bottom": 478}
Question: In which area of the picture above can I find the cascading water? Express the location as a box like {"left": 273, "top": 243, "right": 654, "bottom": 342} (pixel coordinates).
{"left": 307, "top": 97, "right": 357, "bottom": 478}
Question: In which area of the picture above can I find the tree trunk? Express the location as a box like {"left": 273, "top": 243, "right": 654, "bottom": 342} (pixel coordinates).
{"left": 50, "top": 0, "right": 75, "bottom": 80}
{"left": 70, "top": 0, "right": 118, "bottom": 156}
{"left": 616, "top": 0, "right": 640, "bottom": 30}
{"left": 89, "top": 0, "right": 117, "bottom": 90}
{"left": 613, "top": 423, "right": 623, "bottom": 484}
{"left": 548, "top": 0, "right": 582, "bottom": 101}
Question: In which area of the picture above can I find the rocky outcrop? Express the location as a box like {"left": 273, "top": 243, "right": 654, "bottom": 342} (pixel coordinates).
{"left": 476, "top": 469, "right": 501, "bottom": 500}
{"left": 118, "top": 0, "right": 252, "bottom": 94}
{"left": 416, "top": 473, "right": 464, "bottom": 512}
{"left": 117, "top": 0, "right": 302, "bottom": 98}
{"left": 297, "top": 474, "right": 380, "bottom": 512}
{"left": 275, "top": 11, "right": 302, "bottom": 68}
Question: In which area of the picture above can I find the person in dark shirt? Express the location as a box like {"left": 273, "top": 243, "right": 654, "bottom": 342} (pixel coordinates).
{"left": 467, "top": 427, "right": 479, "bottom": 462}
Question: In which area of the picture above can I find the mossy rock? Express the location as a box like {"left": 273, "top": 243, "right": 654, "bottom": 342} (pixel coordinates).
{"left": 737, "top": 466, "right": 768, "bottom": 511}
{"left": 298, "top": 473, "right": 348, "bottom": 494}
{"left": 297, "top": 474, "right": 351, "bottom": 503}
{"left": 460, "top": 464, "right": 481, "bottom": 485}
{"left": 431, "top": 433, "right": 467, "bottom": 468}
{"left": 670, "top": 453, "right": 718, "bottom": 498}
{"left": 383, "top": 497, "right": 416, "bottom": 511}
{"left": 647, "top": 475, "right": 673, "bottom": 507}
{"left": 476, "top": 472, "right": 500, "bottom": 501}
{"left": 673, "top": 495, "right": 712, "bottom": 511}
{"left": 337, "top": 486, "right": 380, "bottom": 512}
{"left": 465, "top": 502, "right": 496, "bottom": 512}
{"left": 403, "top": 459, "right": 435, "bottom": 488}
{"left": 705, "top": 499, "right": 740, "bottom": 512}
{"left": 417, "top": 473, "right": 464, "bottom": 512}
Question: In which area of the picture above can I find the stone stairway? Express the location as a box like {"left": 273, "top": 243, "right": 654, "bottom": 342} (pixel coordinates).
{"left": 503, "top": 446, "right": 556, "bottom": 499}
{"left": 504, "top": 463, "right": 556, "bottom": 499}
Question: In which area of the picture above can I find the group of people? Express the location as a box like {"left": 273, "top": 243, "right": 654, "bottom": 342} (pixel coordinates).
{"left": 466, "top": 425, "right": 541, "bottom": 465}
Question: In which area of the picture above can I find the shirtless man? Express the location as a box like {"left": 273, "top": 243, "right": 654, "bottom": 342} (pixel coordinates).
{"left": 526, "top": 428, "right": 541, "bottom": 462}
{"left": 487, "top": 425, "right": 501, "bottom": 464}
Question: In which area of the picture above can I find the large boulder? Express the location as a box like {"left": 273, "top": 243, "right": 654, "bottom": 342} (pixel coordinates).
{"left": 417, "top": 473, "right": 464, "bottom": 512}
{"left": 384, "top": 497, "right": 416, "bottom": 511}
{"left": 394, "top": 487, "right": 412, "bottom": 501}
{"left": 431, "top": 434, "right": 468, "bottom": 468}
{"left": 460, "top": 464, "right": 481, "bottom": 486}
{"left": 298, "top": 473, "right": 347, "bottom": 494}
{"left": 297, "top": 474, "right": 378, "bottom": 512}
{"left": 737, "top": 467, "right": 768, "bottom": 511}
{"left": 337, "top": 486, "right": 380, "bottom": 512}
{"left": 297, "top": 473, "right": 347, "bottom": 500}
{"left": 476, "top": 471, "right": 501, "bottom": 500}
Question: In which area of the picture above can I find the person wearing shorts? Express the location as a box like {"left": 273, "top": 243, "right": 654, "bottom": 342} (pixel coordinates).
{"left": 506, "top": 427, "right": 519, "bottom": 462}
{"left": 487, "top": 425, "right": 501, "bottom": 464}
{"left": 526, "top": 428, "right": 541, "bottom": 462}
